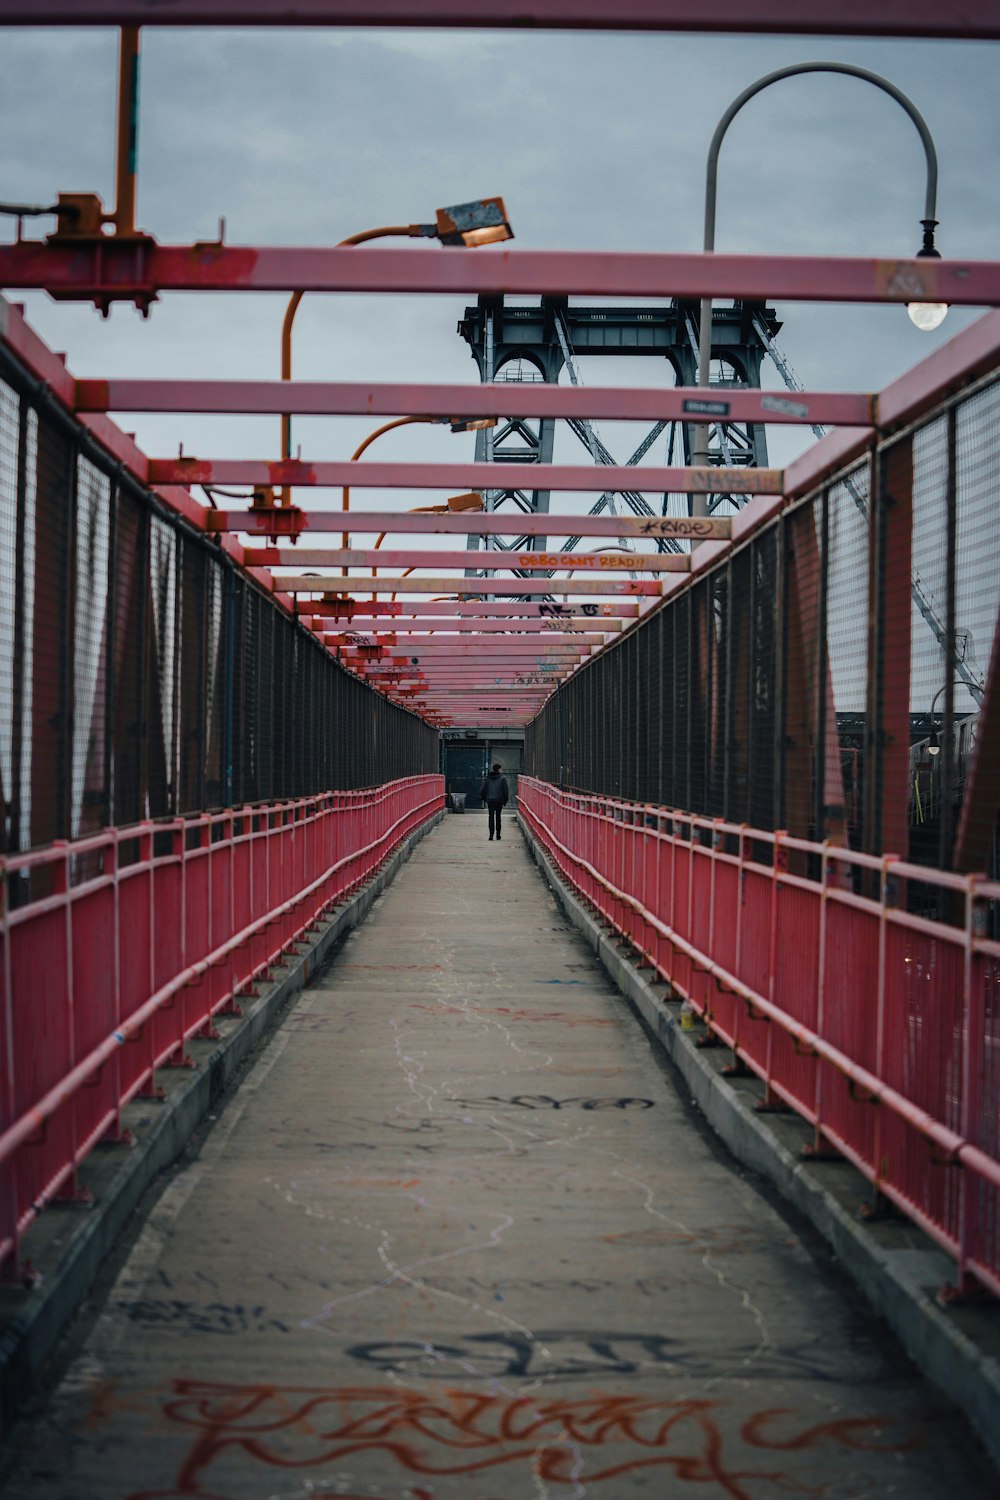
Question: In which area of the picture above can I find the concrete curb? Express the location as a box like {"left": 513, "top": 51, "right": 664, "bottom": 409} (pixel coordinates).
{"left": 519, "top": 817, "right": 1000, "bottom": 1475}
{"left": 0, "top": 810, "right": 443, "bottom": 1434}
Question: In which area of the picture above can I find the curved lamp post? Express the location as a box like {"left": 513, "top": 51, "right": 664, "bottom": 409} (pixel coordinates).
{"left": 339, "top": 414, "right": 493, "bottom": 564}
{"left": 927, "top": 679, "right": 971, "bottom": 755}
{"left": 692, "top": 63, "right": 944, "bottom": 509}
{"left": 372, "top": 491, "right": 484, "bottom": 603}
{"left": 280, "top": 197, "right": 512, "bottom": 475}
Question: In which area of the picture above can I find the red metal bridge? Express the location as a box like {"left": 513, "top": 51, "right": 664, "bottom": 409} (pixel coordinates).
{"left": 1, "top": 3, "right": 999, "bottom": 1495}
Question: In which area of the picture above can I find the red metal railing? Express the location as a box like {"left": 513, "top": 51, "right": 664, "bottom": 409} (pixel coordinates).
{"left": 0, "top": 775, "right": 443, "bottom": 1275}
{"left": 519, "top": 776, "right": 1000, "bottom": 1299}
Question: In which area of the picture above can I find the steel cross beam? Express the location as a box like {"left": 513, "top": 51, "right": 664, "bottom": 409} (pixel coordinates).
{"left": 308, "top": 600, "right": 640, "bottom": 618}
{"left": 341, "top": 644, "right": 585, "bottom": 657}
{"left": 327, "top": 632, "right": 607, "bottom": 645}
{"left": 208, "top": 511, "right": 731, "bottom": 542}
{"left": 74, "top": 377, "right": 874, "bottom": 429}
{"left": 249, "top": 547, "right": 689, "bottom": 571}
{"left": 0, "top": 244, "right": 993, "bottom": 308}
{"left": 151, "top": 458, "right": 781, "bottom": 493}
{"left": 1, "top": 3, "right": 996, "bottom": 38}
{"left": 272, "top": 575, "right": 664, "bottom": 595}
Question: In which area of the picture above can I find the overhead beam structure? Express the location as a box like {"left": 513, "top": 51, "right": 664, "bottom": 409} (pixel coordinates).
{"left": 208, "top": 512, "right": 732, "bottom": 542}
{"left": 270, "top": 576, "right": 665, "bottom": 596}
{"left": 247, "top": 548, "right": 689, "bottom": 572}
{"left": 1, "top": 1, "right": 997, "bottom": 40}
{"left": 0, "top": 245, "right": 992, "bottom": 313}
{"left": 149, "top": 458, "right": 782, "bottom": 494}
{"left": 73, "top": 378, "right": 875, "bottom": 429}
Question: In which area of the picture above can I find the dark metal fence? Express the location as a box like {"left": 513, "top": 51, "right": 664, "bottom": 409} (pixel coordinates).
{"left": 527, "top": 367, "right": 1000, "bottom": 872}
{"left": 0, "top": 349, "right": 438, "bottom": 858}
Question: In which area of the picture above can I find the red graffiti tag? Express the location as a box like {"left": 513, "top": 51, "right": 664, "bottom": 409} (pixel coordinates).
{"left": 123, "top": 1382, "right": 919, "bottom": 1500}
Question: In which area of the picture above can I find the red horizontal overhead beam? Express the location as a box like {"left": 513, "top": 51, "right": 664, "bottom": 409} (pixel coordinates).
{"left": 275, "top": 574, "right": 661, "bottom": 596}
{"left": 325, "top": 628, "right": 608, "bottom": 641}
{"left": 209, "top": 510, "right": 730, "bottom": 542}
{"left": 76, "top": 377, "right": 874, "bottom": 429}
{"left": 1, "top": 244, "right": 994, "bottom": 309}
{"left": 254, "top": 547, "right": 688, "bottom": 572}
{"left": 405, "top": 687, "right": 554, "bottom": 695}
{"left": 152, "top": 458, "right": 780, "bottom": 494}
{"left": 313, "top": 600, "right": 640, "bottom": 619}
{"left": 342, "top": 644, "right": 583, "bottom": 657}
{"left": 364, "top": 677, "right": 569, "bottom": 686}
{"left": 1, "top": 1, "right": 996, "bottom": 38}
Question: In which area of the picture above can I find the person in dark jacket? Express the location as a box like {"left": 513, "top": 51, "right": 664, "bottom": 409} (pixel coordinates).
{"left": 480, "top": 763, "right": 509, "bottom": 841}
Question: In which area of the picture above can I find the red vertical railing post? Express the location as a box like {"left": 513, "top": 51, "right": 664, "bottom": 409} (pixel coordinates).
{"left": 953, "top": 878, "right": 987, "bottom": 1296}
{"left": 811, "top": 841, "right": 834, "bottom": 1152}
{"left": 869, "top": 852, "right": 896, "bottom": 1215}
{"left": 757, "top": 831, "right": 788, "bottom": 1109}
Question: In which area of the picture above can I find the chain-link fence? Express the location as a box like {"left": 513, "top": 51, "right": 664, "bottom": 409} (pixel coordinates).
{"left": 0, "top": 351, "right": 439, "bottom": 860}
{"left": 527, "top": 368, "right": 1000, "bottom": 873}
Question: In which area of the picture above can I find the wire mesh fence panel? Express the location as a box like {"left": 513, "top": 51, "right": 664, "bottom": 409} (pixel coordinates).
{"left": 73, "top": 456, "right": 111, "bottom": 842}
{"left": 727, "top": 546, "right": 753, "bottom": 826}
{"left": 147, "top": 517, "right": 178, "bottom": 819}
{"left": 0, "top": 378, "right": 18, "bottom": 853}
{"left": 748, "top": 531, "right": 777, "bottom": 835}
{"left": 954, "top": 376, "right": 1000, "bottom": 875}
{"left": 826, "top": 464, "right": 870, "bottom": 850}
{"left": 204, "top": 555, "right": 226, "bottom": 809}
{"left": 705, "top": 568, "right": 728, "bottom": 819}
{"left": 0, "top": 360, "right": 438, "bottom": 863}
{"left": 29, "top": 410, "right": 74, "bottom": 852}
{"left": 673, "top": 592, "right": 692, "bottom": 812}
{"left": 905, "top": 417, "right": 951, "bottom": 868}
{"left": 111, "top": 485, "right": 146, "bottom": 830}
{"left": 783, "top": 502, "right": 823, "bottom": 846}
{"left": 688, "top": 583, "right": 708, "bottom": 816}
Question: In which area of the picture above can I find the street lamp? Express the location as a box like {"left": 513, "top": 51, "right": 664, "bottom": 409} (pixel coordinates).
{"left": 280, "top": 198, "right": 512, "bottom": 471}
{"left": 342, "top": 416, "right": 494, "bottom": 551}
{"left": 372, "top": 492, "right": 485, "bottom": 601}
{"left": 692, "top": 63, "right": 944, "bottom": 513}
{"left": 926, "top": 680, "right": 969, "bottom": 755}
{"left": 907, "top": 219, "right": 948, "bottom": 331}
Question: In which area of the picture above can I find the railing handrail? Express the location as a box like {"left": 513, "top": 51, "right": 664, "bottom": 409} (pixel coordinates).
{"left": 518, "top": 775, "right": 1000, "bottom": 1299}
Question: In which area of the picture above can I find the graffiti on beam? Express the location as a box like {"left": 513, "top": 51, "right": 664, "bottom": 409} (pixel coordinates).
{"left": 122, "top": 1380, "right": 920, "bottom": 1498}
{"left": 518, "top": 552, "right": 642, "bottom": 570}
{"left": 639, "top": 516, "right": 717, "bottom": 537}
{"left": 539, "top": 602, "right": 613, "bottom": 618}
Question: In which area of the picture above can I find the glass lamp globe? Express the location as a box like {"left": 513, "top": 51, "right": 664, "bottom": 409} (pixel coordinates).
{"left": 907, "top": 301, "right": 949, "bottom": 332}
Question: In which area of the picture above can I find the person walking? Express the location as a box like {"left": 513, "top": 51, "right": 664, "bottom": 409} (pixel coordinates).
{"left": 480, "top": 762, "right": 509, "bottom": 841}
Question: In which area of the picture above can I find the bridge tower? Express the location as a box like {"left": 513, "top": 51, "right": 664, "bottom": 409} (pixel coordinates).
{"left": 457, "top": 295, "right": 783, "bottom": 570}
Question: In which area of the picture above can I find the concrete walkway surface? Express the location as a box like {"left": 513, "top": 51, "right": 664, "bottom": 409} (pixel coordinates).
{"left": 0, "top": 815, "right": 996, "bottom": 1499}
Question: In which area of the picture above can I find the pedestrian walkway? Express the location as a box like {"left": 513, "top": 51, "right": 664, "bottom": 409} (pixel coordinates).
{"left": 0, "top": 817, "right": 993, "bottom": 1499}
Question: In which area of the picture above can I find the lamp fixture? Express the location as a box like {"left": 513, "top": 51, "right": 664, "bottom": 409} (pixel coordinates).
{"left": 448, "top": 416, "right": 497, "bottom": 432}
{"left": 907, "top": 219, "right": 948, "bottom": 332}
{"left": 428, "top": 197, "right": 513, "bottom": 247}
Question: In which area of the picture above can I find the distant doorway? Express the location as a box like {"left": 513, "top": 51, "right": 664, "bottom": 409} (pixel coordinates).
{"left": 444, "top": 738, "right": 524, "bottom": 808}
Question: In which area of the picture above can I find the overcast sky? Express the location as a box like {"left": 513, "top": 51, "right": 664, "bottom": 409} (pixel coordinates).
{"left": 1, "top": 22, "right": 998, "bottom": 525}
